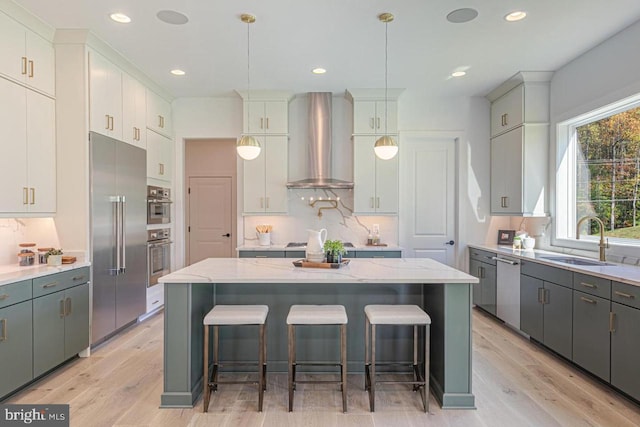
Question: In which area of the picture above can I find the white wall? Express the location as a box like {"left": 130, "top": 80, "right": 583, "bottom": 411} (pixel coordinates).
{"left": 0, "top": 219, "right": 61, "bottom": 266}
{"left": 546, "top": 19, "right": 640, "bottom": 261}
{"left": 172, "top": 92, "right": 496, "bottom": 269}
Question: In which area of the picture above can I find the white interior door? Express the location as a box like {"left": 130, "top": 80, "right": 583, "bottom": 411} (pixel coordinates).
{"left": 399, "top": 135, "right": 456, "bottom": 265}
{"left": 187, "top": 177, "right": 233, "bottom": 264}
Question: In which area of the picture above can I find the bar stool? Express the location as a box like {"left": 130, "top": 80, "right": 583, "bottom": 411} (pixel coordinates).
{"left": 286, "top": 305, "right": 348, "bottom": 412}
{"left": 203, "top": 305, "right": 268, "bottom": 412}
{"left": 364, "top": 304, "right": 431, "bottom": 412}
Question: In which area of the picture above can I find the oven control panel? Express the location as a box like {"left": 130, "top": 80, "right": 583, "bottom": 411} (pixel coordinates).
{"left": 148, "top": 228, "right": 170, "bottom": 242}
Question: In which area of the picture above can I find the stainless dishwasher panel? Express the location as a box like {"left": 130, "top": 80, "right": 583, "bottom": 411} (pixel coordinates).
{"left": 495, "top": 256, "right": 521, "bottom": 329}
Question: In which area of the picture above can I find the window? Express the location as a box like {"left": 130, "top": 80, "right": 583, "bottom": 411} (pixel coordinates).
{"left": 556, "top": 95, "right": 640, "bottom": 252}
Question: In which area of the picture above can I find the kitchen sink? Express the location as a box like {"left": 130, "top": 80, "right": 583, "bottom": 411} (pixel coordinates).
{"left": 539, "top": 256, "right": 614, "bottom": 267}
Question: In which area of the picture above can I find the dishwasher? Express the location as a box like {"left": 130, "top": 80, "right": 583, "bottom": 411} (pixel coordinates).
{"left": 494, "top": 255, "right": 521, "bottom": 329}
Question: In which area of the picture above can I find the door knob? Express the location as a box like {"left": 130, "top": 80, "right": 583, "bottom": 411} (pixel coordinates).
{"left": 445, "top": 240, "right": 455, "bottom": 246}
{"left": 222, "top": 233, "right": 231, "bottom": 237}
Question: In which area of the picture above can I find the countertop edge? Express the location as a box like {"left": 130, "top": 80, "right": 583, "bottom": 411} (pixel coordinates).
{"left": 467, "top": 243, "right": 640, "bottom": 287}
{"left": 0, "top": 261, "right": 91, "bottom": 287}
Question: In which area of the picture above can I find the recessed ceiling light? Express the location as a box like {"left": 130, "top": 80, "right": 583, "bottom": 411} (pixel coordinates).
{"left": 110, "top": 13, "right": 131, "bottom": 24}
{"left": 451, "top": 71, "right": 466, "bottom": 77}
{"left": 170, "top": 69, "right": 186, "bottom": 76}
{"left": 505, "top": 11, "right": 527, "bottom": 22}
{"left": 312, "top": 68, "right": 327, "bottom": 74}
{"left": 446, "top": 8, "right": 479, "bottom": 24}
{"left": 157, "top": 10, "right": 189, "bottom": 25}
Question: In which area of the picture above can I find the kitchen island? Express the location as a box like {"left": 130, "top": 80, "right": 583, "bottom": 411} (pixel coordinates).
{"left": 159, "top": 257, "right": 478, "bottom": 409}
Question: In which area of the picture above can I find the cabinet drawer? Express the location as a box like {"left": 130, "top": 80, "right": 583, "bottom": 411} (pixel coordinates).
{"left": 285, "top": 251, "right": 306, "bottom": 259}
{"left": 468, "top": 248, "right": 496, "bottom": 265}
{"left": 0, "top": 279, "right": 32, "bottom": 309}
{"left": 611, "top": 281, "right": 640, "bottom": 310}
{"left": 355, "top": 251, "right": 401, "bottom": 258}
{"left": 238, "top": 251, "right": 285, "bottom": 258}
{"left": 573, "top": 273, "right": 611, "bottom": 299}
{"left": 33, "top": 267, "right": 90, "bottom": 298}
{"left": 520, "top": 260, "right": 572, "bottom": 288}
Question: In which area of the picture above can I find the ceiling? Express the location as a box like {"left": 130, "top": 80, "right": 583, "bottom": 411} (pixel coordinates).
{"left": 13, "top": 0, "right": 640, "bottom": 99}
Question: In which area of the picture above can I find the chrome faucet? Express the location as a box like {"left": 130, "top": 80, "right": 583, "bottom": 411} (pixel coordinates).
{"left": 576, "top": 215, "right": 609, "bottom": 261}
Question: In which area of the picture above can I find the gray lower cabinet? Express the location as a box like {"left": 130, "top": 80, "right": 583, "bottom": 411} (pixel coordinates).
{"left": 33, "top": 282, "right": 89, "bottom": 378}
{"left": 520, "top": 262, "right": 573, "bottom": 360}
{"left": 285, "top": 250, "right": 306, "bottom": 259}
{"left": 239, "top": 251, "right": 285, "bottom": 258}
{"left": 611, "top": 302, "right": 640, "bottom": 401}
{"left": 520, "top": 274, "right": 543, "bottom": 341}
{"left": 469, "top": 256, "right": 497, "bottom": 315}
{"left": 572, "top": 291, "right": 610, "bottom": 381}
{"left": 354, "top": 251, "right": 401, "bottom": 258}
{"left": 0, "top": 300, "right": 33, "bottom": 399}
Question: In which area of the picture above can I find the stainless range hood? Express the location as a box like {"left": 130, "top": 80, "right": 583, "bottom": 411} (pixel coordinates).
{"left": 286, "top": 92, "right": 354, "bottom": 189}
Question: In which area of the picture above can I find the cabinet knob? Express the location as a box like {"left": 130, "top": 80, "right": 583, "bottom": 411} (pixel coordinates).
{"left": 222, "top": 233, "right": 231, "bottom": 237}
{"left": 445, "top": 240, "right": 455, "bottom": 246}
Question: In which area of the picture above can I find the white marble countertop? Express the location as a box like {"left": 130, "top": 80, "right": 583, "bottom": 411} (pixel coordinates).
{"left": 0, "top": 260, "right": 91, "bottom": 287}
{"left": 236, "top": 244, "right": 403, "bottom": 252}
{"left": 468, "top": 243, "right": 640, "bottom": 287}
{"left": 159, "top": 257, "right": 476, "bottom": 284}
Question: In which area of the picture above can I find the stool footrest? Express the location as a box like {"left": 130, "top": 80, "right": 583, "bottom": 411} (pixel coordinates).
{"left": 294, "top": 379, "right": 344, "bottom": 385}
{"left": 294, "top": 362, "right": 342, "bottom": 367}
{"left": 208, "top": 380, "right": 260, "bottom": 386}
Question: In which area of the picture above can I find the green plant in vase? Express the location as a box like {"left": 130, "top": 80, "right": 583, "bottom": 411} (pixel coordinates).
{"left": 324, "top": 240, "right": 347, "bottom": 264}
{"left": 46, "top": 248, "right": 63, "bottom": 266}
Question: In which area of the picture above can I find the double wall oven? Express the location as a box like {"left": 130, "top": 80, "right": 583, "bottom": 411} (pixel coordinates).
{"left": 148, "top": 228, "right": 171, "bottom": 287}
{"left": 147, "top": 185, "right": 171, "bottom": 224}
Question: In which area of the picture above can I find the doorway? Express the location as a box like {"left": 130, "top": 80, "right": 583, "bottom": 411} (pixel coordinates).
{"left": 185, "top": 139, "right": 237, "bottom": 265}
{"left": 399, "top": 134, "right": 457, "bottom": 266}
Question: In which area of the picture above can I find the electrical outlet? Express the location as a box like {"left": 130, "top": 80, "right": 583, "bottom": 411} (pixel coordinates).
{"left": 372, "top": 224, "right": 379, "bottom": 234}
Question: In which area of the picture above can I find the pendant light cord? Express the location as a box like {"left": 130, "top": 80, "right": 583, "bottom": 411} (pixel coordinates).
{"left": 384, "top": 20, "right": 388, "bottom": 135}
{"left": 246, "top": 19, "right": 251, "bottom": 131}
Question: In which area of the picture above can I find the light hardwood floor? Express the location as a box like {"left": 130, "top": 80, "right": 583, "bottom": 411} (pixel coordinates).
{"left": 7, "top": 308, "right": 640, "bottom": 427}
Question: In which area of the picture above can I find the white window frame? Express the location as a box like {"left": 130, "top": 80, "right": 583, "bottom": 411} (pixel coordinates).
{"left": 554, "top": 93, "right": 640, "bottom": 258}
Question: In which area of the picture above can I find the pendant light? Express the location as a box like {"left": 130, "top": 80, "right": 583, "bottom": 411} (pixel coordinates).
{"left": 374, "top": 12, "right": 398, "bottom": 160}
{"left": 237, "top": 14, "right": 261, "bottom": 160}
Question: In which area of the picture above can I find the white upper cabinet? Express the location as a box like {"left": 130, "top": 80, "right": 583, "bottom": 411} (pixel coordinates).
{"left": 147, "top": 130, "right": 173, "bottom": 182}
{"left": 243, "top": 100, "right": 288, "bottom": 134}
{"left": 346, "top": 89, "right": 403, "bottom": 136}
{"left": 353, "top": 136, "right": 398, "bottom": 214}
{"left": 487, "top": 72, "right": 551, "bottom": 216}
{"left": 243, "top": 136, "right": 288, "bottom": 214}
{"left": 0, "top": 11, "right": 55, "bottom": 96}
{"left": 122, "top": 72, "right": 146, "bottom": 149}
{"left": 0, "top": 78, "right": 55, "bottom": 215}
{"left": 146, "top": 89, "right": 172, "bottom": 138}
{"left": 89, "top": 51, "right": 122, "bottom": 140}
{"left": 352, "top": 100, "right": 398, "bottom": 135}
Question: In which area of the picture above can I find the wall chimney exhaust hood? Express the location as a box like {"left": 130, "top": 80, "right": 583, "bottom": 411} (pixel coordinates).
{"left": 286, "top": 92, "right": 354, "bottom": 189}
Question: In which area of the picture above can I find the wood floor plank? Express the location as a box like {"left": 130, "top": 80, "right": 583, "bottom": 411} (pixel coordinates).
{"left": 6, "top": 308, "right": 640, "bottom": 427}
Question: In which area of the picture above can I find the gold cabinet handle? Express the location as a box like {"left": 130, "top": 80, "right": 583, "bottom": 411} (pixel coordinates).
{"left": 255, "top": 256, "right": 267, "bottom": 258}
{"left": 105, "top": 114, "right": 110, "bottom": 130}
{"left": 43, "top": 282, "right": 59, "bottom": 289}
{"left": 23, "top": 187, "right": 29, "bottom": 205}
{"left": 0, "top": 318, "right": 6, "bottom": 341}
{"left": 30, "top": 188, "right": 35, "bottom": 205}
{"left": 580, "top": 282, "right": 596, "bottom": 289}
{"left": 110, "top": 115, "right": 114, "bottom": 130}
{"left": 72, "top": 275, "right": 86, "bottom": 282}
{"left": 265, "top": 197, "right": 270, "bottom": 209}
{"left": 265, "top": 117, "right": 269, "bottom": 129}
{"left": 260, "top": 197, "right": 264, "bottom": 208}
{"left": 370, "top": 197, "right": 374, "bottom": 208}
{"left": 28, "top": 60, "right": 34, "bottom": 78}
{"left": 65, "top": 297, "right": 72, "bottom": 316}
{"left": 152, "top": 300, "right": 160, "bottom": 305}
{"left": 21, "top": 57, "right": 27, "bottom": 75}
{"left": 376, "top": 117, "right": 380, "bottom": 129}
{"left": 370, "top": 118, "right": 375, "bottom": 129}
{"left": 610, "top": 312, "right": 616, "bottom": 333}
{"left": 376, "top": 197, "right": 380, "bottom": 208}
{"left": 59, "top": 299, "right": 65, "bottom": 318}
{"left": 260, "top": 117, "right": 264, "bottom": 129}
{"left": 0, "top": 294, "right": 9, "bottom": 301}
{"left": 158, "top": 115, "right": 163, "bottom": 128}
{"left": 580, "top": 296, "right": 596, "bottom": 304}
{"left": 614, "top": 290, "right": 635, "bottom": 299}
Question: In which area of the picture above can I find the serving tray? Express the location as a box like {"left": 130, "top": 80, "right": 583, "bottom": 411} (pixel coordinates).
{"left": 292, "top": 259, "right": 351, "bottom": 269}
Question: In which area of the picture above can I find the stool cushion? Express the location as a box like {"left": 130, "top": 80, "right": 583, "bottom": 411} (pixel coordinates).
{"left": 365, "top": 305, "right": 431, "bottom": 325}
{"left": 286, "top": 305, "right": 348, "bottom": 325}
{"left": 204, "top": 305, "right": 269, "bottom": 325}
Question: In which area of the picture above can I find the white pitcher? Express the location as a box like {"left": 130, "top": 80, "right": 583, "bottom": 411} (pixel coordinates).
{"left": 305, "top": 228, "right": 327, "bottom": 262}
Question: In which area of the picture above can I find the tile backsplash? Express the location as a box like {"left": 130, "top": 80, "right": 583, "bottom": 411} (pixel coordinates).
{"left": 242, "top": 189, "right": 398, "bottom": 246}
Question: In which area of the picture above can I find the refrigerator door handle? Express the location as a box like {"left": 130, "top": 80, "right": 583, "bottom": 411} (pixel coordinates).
{"left": 120, "top": 196, "right": 126, "bottom": 274}
{"left": 110, "top": 196, "right": 121, "bottom": 275}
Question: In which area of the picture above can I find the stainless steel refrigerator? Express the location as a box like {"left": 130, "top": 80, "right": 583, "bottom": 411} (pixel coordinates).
{"left": 90, "top": 132, "right": 147, "bottom": 344}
